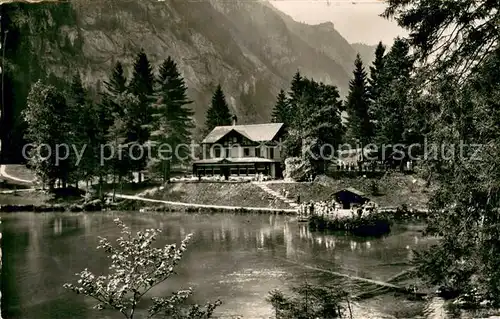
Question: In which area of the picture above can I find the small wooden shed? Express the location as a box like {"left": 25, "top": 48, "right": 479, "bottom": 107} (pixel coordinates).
{"left": 331, "top": 187, "right": 370, "bottom": 209}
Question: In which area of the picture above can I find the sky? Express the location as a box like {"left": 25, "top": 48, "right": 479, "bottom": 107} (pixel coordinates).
{"left": 269, "top": 0, "right": 407, "bottom": 45}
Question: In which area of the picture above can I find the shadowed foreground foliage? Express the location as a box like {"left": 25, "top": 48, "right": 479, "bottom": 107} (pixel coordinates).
{"left": 267, "top": 283, "right": 352, "bottom": 319}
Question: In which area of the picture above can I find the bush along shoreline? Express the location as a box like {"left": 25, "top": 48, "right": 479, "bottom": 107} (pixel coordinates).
{"left": 0, "top": 199, "right": 296, "bottom": 215}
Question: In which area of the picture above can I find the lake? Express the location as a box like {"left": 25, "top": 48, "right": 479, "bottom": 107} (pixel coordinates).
{"left": 0, "top": 212, "right": 472, "bottom": 318}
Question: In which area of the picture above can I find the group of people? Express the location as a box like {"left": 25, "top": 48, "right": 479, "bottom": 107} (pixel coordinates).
{"left": 298, "top": 200, "right": 378, "bottom": 219}
{"left": 298, "top": 200, "right": 342, "bottom": 217}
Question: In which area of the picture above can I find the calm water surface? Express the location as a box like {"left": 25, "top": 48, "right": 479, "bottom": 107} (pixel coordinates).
{"left": 0, "top": 212, "right": 473, "bottom": 318}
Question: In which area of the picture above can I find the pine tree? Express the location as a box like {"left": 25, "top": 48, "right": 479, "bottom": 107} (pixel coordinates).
{"left": 128, "top": 49, "right": 155, "bottom": 143}
{"left": 368, "top": 41, "right": 386, "bottom": 133}
{"left": 368, "top": 41, "right": 386, "bottom": 103}
{"left": 289, "top": 70, "right": 304, "bottom": 103}
{"left": 156, "top": 57, "right": 194, "bottom": 158}
{"left": 127, "top": 50, "right": 155, "bottom": 181}
{"left": 287, "top": 71, "right": 305, "bottom": 126}
{"left": 345, "top": 54, "right": 373, "bottom": 146}
{"left": 373, "top": 38, "right": 413, "bottom": 146}
{"left": 93, "top": 94, "right": 115, "bottom": 199}
{"left": 66, "top": 74, "right": 90, "bottom": 186}
{"left": 204, "top": 84, "right": 232, "bottom": 132}
{"left": 303, "top": 83, "right": 344, "bottom": 173}
{"left": 104, "top": 61, "right": 127, "bottom": 97}
{"left": 271, "top": 89, "right": 290, "bottom": 125}
{"left": 150, "top": 57, "right": 194, "bottom": 182}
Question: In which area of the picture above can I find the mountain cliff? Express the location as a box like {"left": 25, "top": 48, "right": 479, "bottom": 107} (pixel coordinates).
{"left": 351, "top": 43, "right": 378, "bottom": 69}
{"left": 1, "top": 0, "right": 366, "bottom": 159}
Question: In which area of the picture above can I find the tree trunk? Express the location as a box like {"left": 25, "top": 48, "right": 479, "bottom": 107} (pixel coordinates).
{"left": 166, "top": 160, "right": 171, "bottom": 183}
{"left": 112, "top": 166, "right": 116, "bottom": 202}
{"left": 119, "top": 175, "right": 123, "bottom": 194}
{"left": 98, "top": 176, "right": 103, "bottom": 201}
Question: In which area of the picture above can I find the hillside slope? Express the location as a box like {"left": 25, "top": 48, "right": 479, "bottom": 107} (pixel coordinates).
{"left": 2, "top": 0, "right": 363, "bottom": 160}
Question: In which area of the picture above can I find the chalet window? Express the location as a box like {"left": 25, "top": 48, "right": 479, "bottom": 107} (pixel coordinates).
{"left": 269, "top": 147, "right": 275, "bottom": 159}
{"left": 233, "top": 137, "right": 238, "bottom": 143}
{"left": 244, "top": 148, "right": 250, "bottom": 157}
{"left": 214, "top": 148, "right": 221, "bottom": 158}
{"left": 255, "top": 147, "right": 261, "bottom": 157}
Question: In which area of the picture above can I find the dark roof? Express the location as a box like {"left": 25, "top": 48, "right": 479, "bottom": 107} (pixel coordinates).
{"left": 201, "top": 123, "right": 284, "bottom": 144}
{"left": 331, "top": 187, "right": 367, "bottom": 198}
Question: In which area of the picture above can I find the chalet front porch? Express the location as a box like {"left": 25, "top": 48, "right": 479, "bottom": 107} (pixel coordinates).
{"left": 192, "top": 157, "right": 281, "bottom": 179}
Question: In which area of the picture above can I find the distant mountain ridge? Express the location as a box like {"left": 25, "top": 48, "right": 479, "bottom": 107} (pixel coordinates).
{"left": 351, "top": 43, "right": 378, "bottom": 68}
{"left": 5, "top": 0, "right": 373, "bottom": 127}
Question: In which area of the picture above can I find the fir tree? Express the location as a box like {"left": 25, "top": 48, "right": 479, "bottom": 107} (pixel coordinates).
{"left": 156, "top": 57, "right": 194, "bottom": 157}
{"left": 287, "top": 70, "right": 305, "bottom": 126}
{"left": 127, "top": 50, "right": 155, "bottom": 181}
{"left": 104, "top": 61, "right": 127, "bottom": 97}
{"left": 368, "top": 41, "right": 386, "bottom": 103}
{"left": 368, "top": 41, "right": 386, "bottom": 131}
{"left": 67, "top": 74, "right": 91, "bottom": 186}
{"left": 288, "top": 70, "right": 304, "bottom": 103}
{"left": 271, "top": 89, "right": 290, "bottom": 125}
{"left": 128, "top": 49, "right": 155, "bottom": 143}
{"left": 345, "top": 54, "right": 373, "bottom": 145}
{"left": 303, "top": 83, "right": 344, "bottom": 173}
{"left": 150, "top": 57, "right": 194, "bottom": 182}
{"left": 204, "top": 84, "right": 232, "bottom": 132}
{"left": 373, "top": 38, "right": 413, "bottom": 145}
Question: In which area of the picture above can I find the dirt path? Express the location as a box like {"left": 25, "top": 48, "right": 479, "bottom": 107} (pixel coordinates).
{"left": 0, "top": 165, "right": 35, "bottom": 183}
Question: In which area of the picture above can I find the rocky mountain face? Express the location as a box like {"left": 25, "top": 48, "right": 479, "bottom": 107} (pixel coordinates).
{"left": 351, "top": 43, "right": 378, "bottom": 68}
{"left": 3, "top": 0, "right": 369, "bottom": 138}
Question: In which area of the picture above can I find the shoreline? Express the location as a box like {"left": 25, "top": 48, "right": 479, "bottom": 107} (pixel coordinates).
{"left": 0, "top": 196, "right": 429, "bottom": 217}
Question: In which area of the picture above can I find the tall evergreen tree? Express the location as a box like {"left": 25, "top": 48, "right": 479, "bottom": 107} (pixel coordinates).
{"left": 204, "top": 84, "right": 232, "bottom": 132}
{"left": 104, "top": 61, "right": 127, "bottom": 97}
{"left": 373, "top": 38, "right": 414, "bottom": 145}
{"left": 271, "top": 89, "right": 290, "bottom": 125}
{"left": 287, "top": 71, "right": 305, "bottom": 126}
{"left": 66, "top": 74, "right": 90, "bottom": 186}
{"left": 368, "top": 41, "right": 386, "bottom": 103}
{"left": 127, "top": 50, "right": 155, "bottom": 181}
{"left": 128, "top": 50, "right": 155, "bottom": 143}
{"left": 150, "top": 57, "right": 194, "bottom": 182}
{"left": 368, "top": 41, "right": 386, "bottom": 131}
{"left": 303, "top": 83, "right": 344, "bottom": 173}
{"left": 345, "top": 54, "right": 372, "bottom": 145}
{"left": 156, "top": 57, "right": 194, "bottom": 156}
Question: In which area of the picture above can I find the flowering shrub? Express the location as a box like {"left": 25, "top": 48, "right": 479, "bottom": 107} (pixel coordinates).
{"left": 63, "top": 218, "right": 221, "bottom": 318}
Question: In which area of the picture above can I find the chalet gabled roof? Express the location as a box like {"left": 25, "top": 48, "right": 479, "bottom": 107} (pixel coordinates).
{"left": 201, "top": 123, "right": 284, "bottom": 144}
{"left": 331, "top": 187, "right": 367, "bottom": 198}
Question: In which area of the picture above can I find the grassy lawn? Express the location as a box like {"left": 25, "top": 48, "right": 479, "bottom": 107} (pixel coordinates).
{"left": 148, "top": 182, "right": 292, "bottom": 209}
{"left": 95, "top": 181, "right": 162, "bottom": 196}
{"left": 0, "top": 179, "right": 32, "bottom": 191}
{"left": 267, "top": 173, "right": 432, "bottom": 209}
{"left": 0, "top": 191, "right": 51, "bottom": 205}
